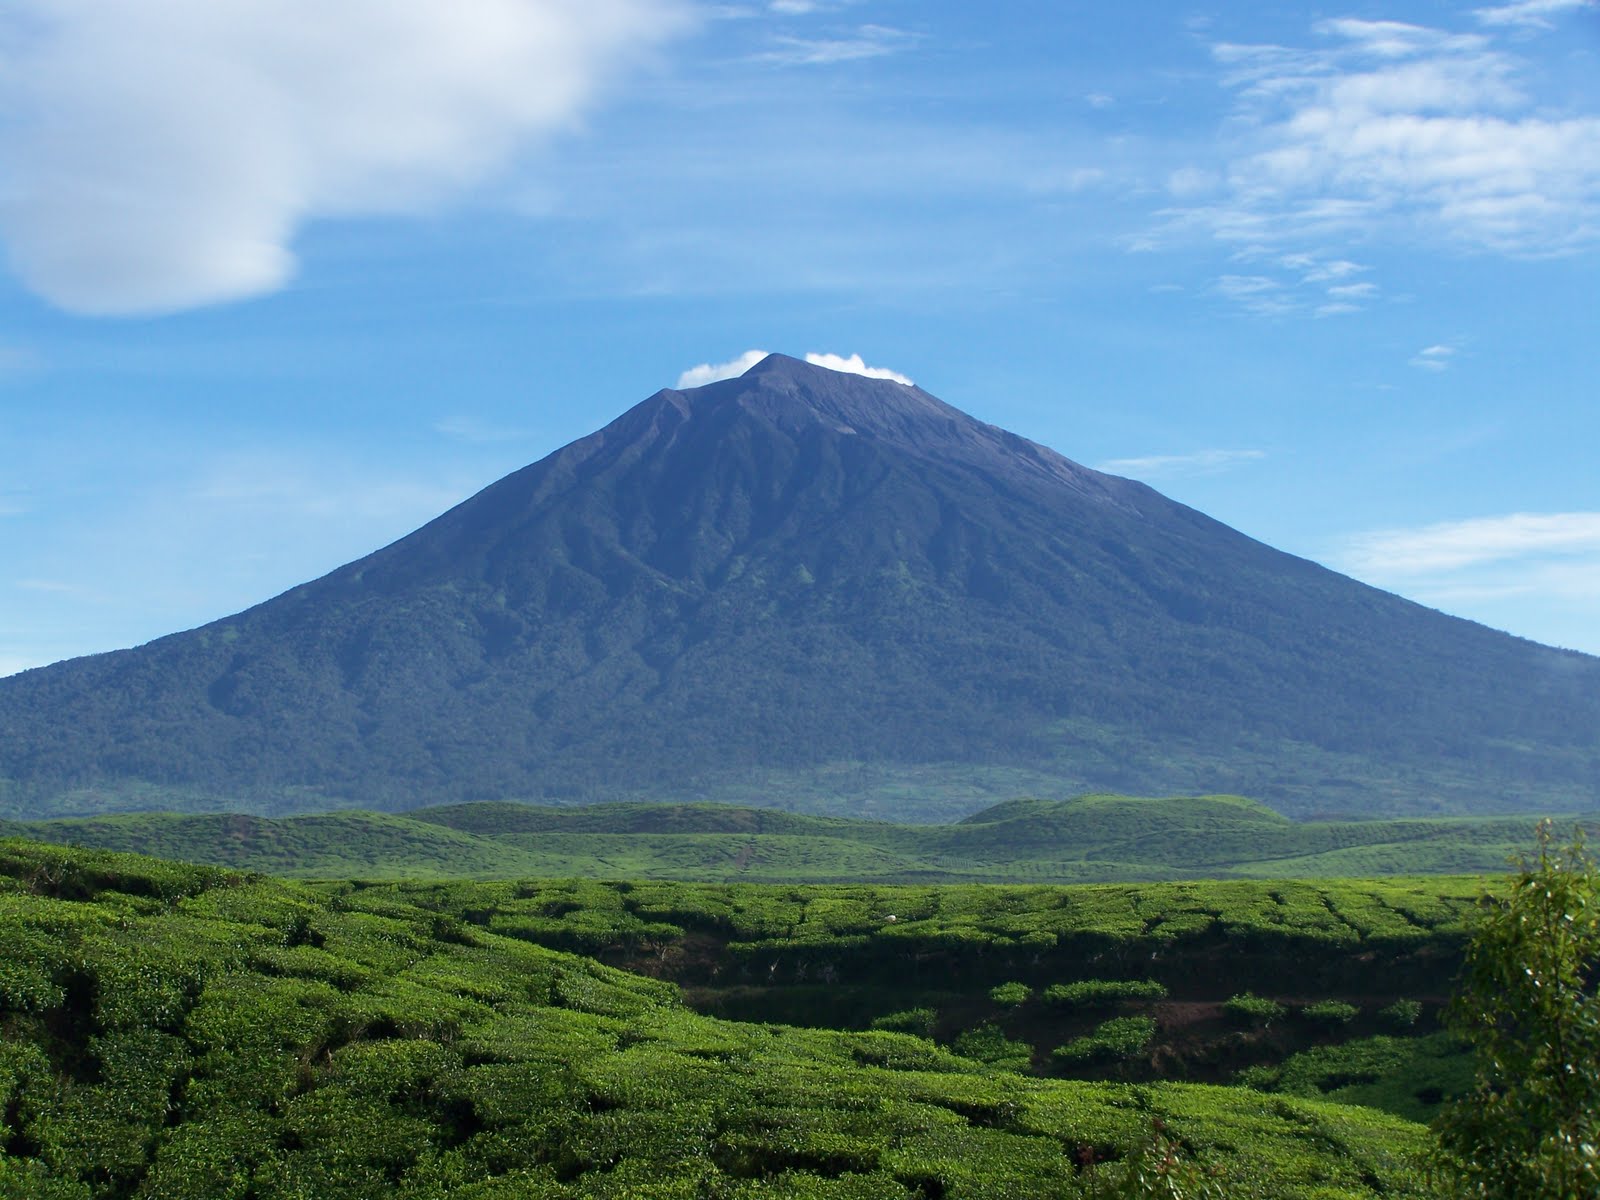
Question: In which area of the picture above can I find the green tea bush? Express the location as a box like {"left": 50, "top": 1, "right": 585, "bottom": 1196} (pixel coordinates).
{"left": 1378, "top": 998, "right": 1422, "bottom": 1030}
{"left": 951, "top": 1024, "right": 1032, "bottom": 1072}
{"left": 1222, "top": 993, "right": 1283, "bottom": 1028}
{"left": 989, "top": 981, "right": 1031, "bottom": 1006}
{"left": 1053, "top": 1017, "right": 1156, "bottom": 1065}
{"left": 1043, "top": 979, "right": 1167, "bottom": 1008}
{"left": 870, "top": 1008, "right": 936, "bottom": 1037}
{"left": 1298, "top": 999, "right": 1358, "bottom": 1027}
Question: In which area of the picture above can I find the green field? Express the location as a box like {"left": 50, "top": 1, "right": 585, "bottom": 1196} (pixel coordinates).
{"left": 0, "top": 837, "right": 1479, "bottom": 1198}
{"left": 1, "top": 792, "right": 1581, "bottom": 882}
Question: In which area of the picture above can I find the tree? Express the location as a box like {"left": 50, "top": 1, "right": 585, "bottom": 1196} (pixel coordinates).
{"left": 1431, "top": 822, "right": 1600, "bottom": 1198}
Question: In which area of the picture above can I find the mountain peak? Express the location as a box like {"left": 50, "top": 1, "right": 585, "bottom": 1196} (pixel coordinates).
{"left": 2, "top": 357, "right": 1596, "bottom": 822}
{"left": 667, "top": 351, "right": 1097, "bottom": 495}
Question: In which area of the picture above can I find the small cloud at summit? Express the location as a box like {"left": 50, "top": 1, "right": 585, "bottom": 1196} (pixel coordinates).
{"left": 677, "top": 350, "right": 771, "bottom": 388}
{"left": 677, "top": 350, "right": 913, "bottom": 388}
{"left": 804, "top": 352, "right": 913, "bottom": 385}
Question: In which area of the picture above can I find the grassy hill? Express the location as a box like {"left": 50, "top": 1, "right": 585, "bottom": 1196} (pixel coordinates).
{"left": 1, "top": 793, "right": 1580, "bottom": 882}
{"left": 0, "top": 838, "right": 1466, "bottom": 1197}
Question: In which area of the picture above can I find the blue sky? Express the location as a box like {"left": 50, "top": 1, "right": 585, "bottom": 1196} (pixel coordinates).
{"left": 2, "top": 0, "right": 1598, "bottom": 675}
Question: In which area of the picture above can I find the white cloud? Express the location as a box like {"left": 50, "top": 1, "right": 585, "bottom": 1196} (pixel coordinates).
{"left": 1299, "top": 258, "right": 1365, "bottom": 282}
{"left": 1475, "top": 0, "right": 1595, "bottom": 28}
{"left": 1097, "top": 448, "right": 1266, "bottom": 478}
{"left": 803, "top": 352, "right": 913, "bottom": 385}
{"left": 1213, "top": 273, "right": 1295, "bottom": 315}
{"left": 756, "top": 25, "right": 920, "bottom": 66}
{"left": 677, "top": 349, "right": 771, "bottom": 388}
{"left": 1335, "top": 511, "right": 1600, "bottom": 652}
{"left": 1410, "top": 343, "right": 1458, "bottom": 370}
{"left": 1159, "top": 12, "right": 1600, "bottom": 272}
{"left": 1342, "top": 512, "right": 1600, "bottom": 574}
{"left": 0, "top": 0, "right": 690, "bottom": 315}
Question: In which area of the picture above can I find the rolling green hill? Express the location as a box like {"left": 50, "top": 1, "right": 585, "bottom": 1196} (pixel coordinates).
{"left": 2, "top": 793, "right": 1579, "bottom": 882}
{"left": 3, "top": 354, "right": 1596, "bottom": 822}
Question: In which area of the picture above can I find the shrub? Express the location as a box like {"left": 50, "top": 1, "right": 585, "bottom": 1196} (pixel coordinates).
{"left": 869, "top": 1007, "right": 935, "bottom": 1037}
{"left": 988, "top": 981, "right": 1031, "bottom": 1006}
{"left": 951, "top": 1023, "right": 1032, "bottom": 1071}
{"left": 1378, "top": 998, "right": 1422, "bottom": 1030}
{"left": 1042, "top": 979, "right": 1166, "bottom": 1008}
{"left": 1222, "top": 993, "right": 1283, "bottom": 1027}
{"left": 1053, "top": 1016, "right": 1156, "bottom": 1065}
{"left": 1298, "top": 1000, "right": 1358, "bottom": 1027}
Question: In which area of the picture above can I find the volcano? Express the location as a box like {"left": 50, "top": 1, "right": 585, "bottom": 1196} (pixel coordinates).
{"left": 3, "top": 353, "right": 1596, "bottom": 821}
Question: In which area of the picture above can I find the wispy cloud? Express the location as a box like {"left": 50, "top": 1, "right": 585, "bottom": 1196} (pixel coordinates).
{"left": 0, "top": 0, "right": 691, "bottom": 315}
{"left": 1154, "top": 9, "right": 1600, "bottom": 314}
{"left": 1475, "top": 0, "right": 1595, "bottom": 29}
{"left": 678, "top": 349, "right": 770, "bottom": 388}
{"left": 1336, "top": 512, "right": 1600, "bottom": 651}
{"left": 804, "top": 352, "right": 912, "bottom": 385}
{"left": 1097, "top": 448, "right": 1266, "bottom": 478}
{"left": 1410, "top": 343, "right": 1458, "bottom": 370}
{"left": 755, "top": 24, "right": 921, "bottom": 66}
{"left": 1342, "top": 512, "right": 1600, "bottom": 573}
{"left": 1212, "top": 273, "right": 1296, "bottom": 316}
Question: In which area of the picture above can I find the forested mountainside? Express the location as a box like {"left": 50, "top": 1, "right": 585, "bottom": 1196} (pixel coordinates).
{"left": 4, "top": 354, "right": 1596, "bottom": 821}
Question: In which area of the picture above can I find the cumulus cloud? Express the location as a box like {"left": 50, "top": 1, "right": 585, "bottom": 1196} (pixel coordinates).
{"left": 677, "top": 349, "right": 771, "bottom": 388}
{"left": 804, "top": 352, "right": 913, "bottom": 385}
{"left": 0, "top": 0, "right": 689, "bottom": 315}
{"left": 1097, "top": 449, "right": 1266, "bottom": 478}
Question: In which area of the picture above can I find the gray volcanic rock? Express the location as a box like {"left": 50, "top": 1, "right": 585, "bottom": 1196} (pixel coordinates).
{"left": 2, "top": 354, "right": 1597, "bottom": 820}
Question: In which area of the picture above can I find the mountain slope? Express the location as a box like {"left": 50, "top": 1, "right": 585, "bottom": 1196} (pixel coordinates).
{"left": 2, "top": 353, "right": 1597, "bottom": 819}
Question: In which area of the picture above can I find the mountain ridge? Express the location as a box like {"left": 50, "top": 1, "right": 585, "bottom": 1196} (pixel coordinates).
{"left": 2, "top": 353, "right": 1596, "bottom": 820}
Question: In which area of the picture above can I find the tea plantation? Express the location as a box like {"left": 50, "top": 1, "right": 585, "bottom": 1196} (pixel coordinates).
{"left": 0, "top": 839, "right": 1485, "bottom": 1197}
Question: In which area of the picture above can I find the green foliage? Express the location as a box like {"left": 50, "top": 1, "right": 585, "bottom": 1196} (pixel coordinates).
{"left": 1081, "top": 1125, "right": 1236, "bottom": 1200}
{"left": 1044, "top": 979, "right": 1168, "bottom": 1008}
{"left": 951, "top": 1024, "right": 1032, "bottom": 1071}
{"left": 1379, "top": 999, "right": 1422, "bottom": 1030}
{"left": 1223, "top": 993, "right": 1284, "bottom": 1027}
{"left": 0, "top": 838, "right": 1456, "bottom": 1199}
{"left": 988, "top": 981, "right": 1031, "bottom": 1006}
{"left": 1054, "top": 1017, "right": 1157, "bottom": 1065}
{"left": 870, "top": 1008, "right": 936, "bottom": 1037}
{"left": 1236, "top": 1032, "right": 1472, "bottom": 1122}
{"left": 1431, "top": 824, "right": 1600, "bottom": 1199}
{"left": 1299, "top": 1000, "right": 1359, "bottom": 1027}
